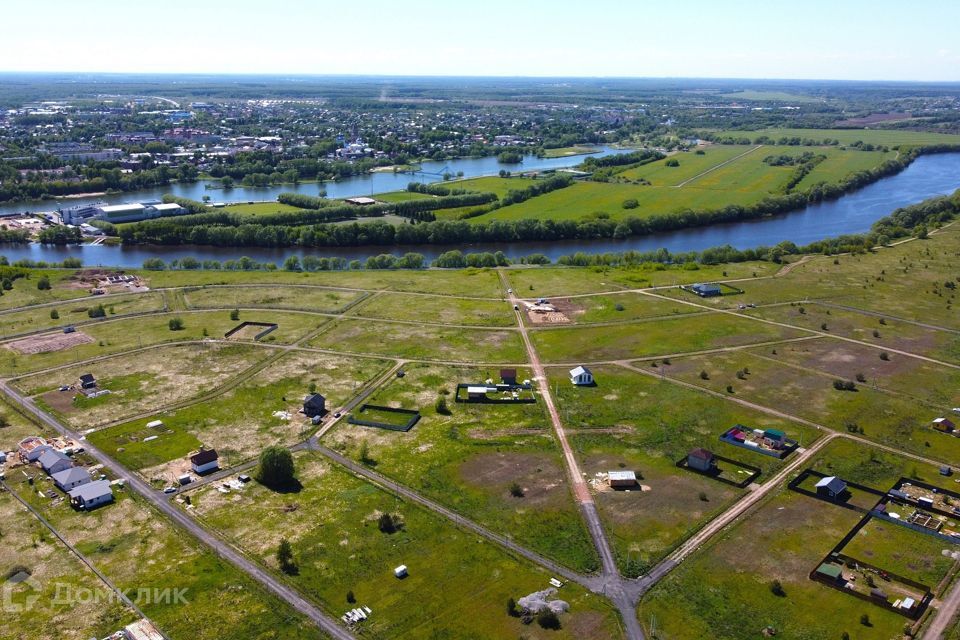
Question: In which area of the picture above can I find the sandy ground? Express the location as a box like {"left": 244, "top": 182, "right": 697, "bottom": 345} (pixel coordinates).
{"left": 6, "top": 331, "right": 94, "bottom": 354}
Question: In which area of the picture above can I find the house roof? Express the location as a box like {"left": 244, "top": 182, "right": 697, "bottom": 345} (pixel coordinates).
{"left": 815, "top": 476, "right": 847, "bottom": 493}
{"left": 79, "top": 373, "right": 95, "bottom": 383}
{"left": 38, "top": 449, "right": 70, "bottom": 470}
{"left": 303, "top": 393, "right": 325, "bottom": 406}
{"left": 570, "top": 366, "right": 592, "bottom": 377}
{"left": 190, "top": 449, "right": 219, "bottom": 465}
{"left": 608, "top": 471, "right": 637, "bottom": 482}
{"left": 764, "top": 429, "right": 785, "bottom": 438}
{"left": 69, "top": 479, "right": 112, "bottom": 501}
{"left": 500, "top": 368, "right": 517, "bottom": 378}
{"left": 816, "top": 563, "right": 843, "bottom": 579}
{"left": 51, "top": 467, "right": 91, "bottom": 486}
{"left": 688, "top": 447, "right": 714, "bottom": 460}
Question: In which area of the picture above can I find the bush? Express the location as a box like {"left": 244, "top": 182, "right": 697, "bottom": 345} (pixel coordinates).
{"left": 36, "top": 276, "right": 51, "bottom": 290}
{"left": 257, "top": 446, "right": 297, "bottom": 488}
{"left": 770, "top": 579, "right": 786, "bottom": 597}
{"left": 536, "top": 610, "right": 561, "bottom": 630}
{"left": 230, "top": 309, "right": 240, "bottom": 321}
{"left": 860, "top": 613, "right": 871, "bottom": 626}
{"left": 435, "top": 395, "right": 450, "bottom": 415}
{"left": 622, "top": 199, "right": 639, "bottom": 210}
{"left": 833, "top": 379, "right": 856, "bottom": 391}
{"left": 88, "top": 304, "right": 106, "bottom": 318}
{"left": 699, "top": 370, "right": 709, "bottom": 380}
{"left": 507, "top": 598, "right": 520, "bottom": 617}
{"left": 509, "top": 482, "right": 524, "bottom": 498}
{"left": 665, "top": 158, "right": 680, "bottom": 167}
{"left": 168, "top": 317, "right": 184, "bottom": 331}
{"left": 347, "top": 590, "right": 356, "bottom": 604}
{"left": 879, "top": 352, "right": 890, "bottom": 361}
{"left": 276, "top": 539, "right": 298, "bottom": 575}
{"left": 49, "top": 309, "right": 59, "bottom": 320}
{"left": 377, "top": 512, "right": 403, "bottom": 533}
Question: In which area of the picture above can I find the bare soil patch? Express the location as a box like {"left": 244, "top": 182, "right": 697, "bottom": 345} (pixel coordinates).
{"left": 460, "top": 451, "right": 568, "bottom": 507}
{"left": 40, "top": 389, "right": 79, "bottom": 415}
{"left": 6, "top": 331, "right": 94, "bottom": 354}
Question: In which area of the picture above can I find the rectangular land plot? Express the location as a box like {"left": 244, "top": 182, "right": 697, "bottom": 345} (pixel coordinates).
{"left": 531, "top": 312, "right": 805, "bottom": 363}
{"left": 183, "top": 284, "right": 364, "bottom": 312}
{"left": 309, "top": 318, "right": 526, "bottom": 363}
{"left": 322, "top": 362, "right": 600, "bottom": 573}
{"left": 0, "top": 291, "right": 165, "bottom": 339}
{"left": 18, "top": 342, "right": 268, "bottom": 429}
{"left": 185, "top": 453, "right": 622, "bottom": 639}
{"left": 0, "top": 310, "right": 327, "bottom": 374}
{"left": 88, "top": 350, "right": 392, "bottom": 479}
{"left": 353, "top": 291, "right": 516, "bottom": 326}
{"left": 618, "top": 145, "right": 751, "bottom": 186}
{"left": 839, "top": 518, "right": 957, "bottom": 588}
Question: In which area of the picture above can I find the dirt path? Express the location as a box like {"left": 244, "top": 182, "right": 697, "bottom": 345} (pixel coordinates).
{"left": 673, "top": 145, "right": 763, "bottom": 188}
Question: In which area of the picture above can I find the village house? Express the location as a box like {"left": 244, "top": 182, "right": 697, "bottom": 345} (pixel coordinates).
{"left": 815, "top": 475, "right": 847, "bottom": 499}
{"left": 52, "top": 467, "right": 92, "bottom": 492}
{"left": 18, "top": 437, "right": 52, "bottom": 463}
{"left": 608, "top": 470, "right": 637, "bottom": 488}
{"left": 933, "top": 417, "right": 955, "bottom": 433}
{"left": 69, "top": 479, "right": 114, "bottom": 510}
{"left": 190, "top": 448, "right": 220, "bottom": 474}
{"left": 569, "top": 366, "right": 594, "bottom": 386}
{"left": 687, "top": 448, "right": 718, "bottom": 473}
{"left": 38, "top": 449, "right": 73, "bottom": 475}
{"left": 79, "top": 373, "right": 97, "bottom": 390}
{"left": 303, "top": 393, "right": 327, "bottom": 418}
{"left": 690, "top": 283, "right": 722, "bottom": 297}
{"left": 500, "top": 368, "right": 518, "bottom": 385}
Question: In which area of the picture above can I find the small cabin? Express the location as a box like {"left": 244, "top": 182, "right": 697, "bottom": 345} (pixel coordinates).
{"left": 190, "top": 448, "right": 220, "bottom": 475}
{"left": 815, "top": 476, "right": 847, "bottom": 499}
{"left": 500, "top": 368, "right": 518, "bottom": 385}
{"left": 933, "top": 417, "right": 955, "bottom": 433}
{"left": 687, "top": 448, "right": 717, "bottom": 473}
{"left": 569, "top": 366, "right": 594, "bottom": 386}
{"left": 69, "top": 480, "right": 114, "bottom": 510}
{"left": 79, "top": 373, "right": 97, "bottom": 390}
{"left": 691, "top": 283, "right": 722, "bottom": 297}
{"left": 608, "top": 470, "right": 637, "bottom": 488}
{"left": 303, "top": 393, "right": 327, "bottom": 418}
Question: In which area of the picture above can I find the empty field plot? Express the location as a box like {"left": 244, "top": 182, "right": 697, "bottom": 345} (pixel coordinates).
{"left": 0, "top": 489, "right": 139, "bottom": 640}
{"left": 6, "top": 330, "right": 94, "bottom": 354}
{"left": 0, "top": 291, "right": 165, "bottom": 339}
{"left": 742, "top": 128, "right": 960, "bottom": 146}
{"left": 186, "top": 453, "right": 622, "bottom": 640}
{"left": 639, "top": 489, "right": 908, "bottom": 640}
{"left": 309, "top": 318, "right": 526, "bottom": 363}
{"left": 667, "top": 349, "right": 960, "bottom": 462}
{"left": 18, "top": 343, "right": 267, "bottom": 429}
{"left": 353, "top": 292, "right": 515, "bottom": 326}
{"left": 795, "top": 149, "right": 897, "bottom": 191}
{"left": 448, "top": 175, "right": 541, "bottom": 197}
{"left": 618, "top": 145, "right": 750, "bottom": 186}
{"left": 184, "top": 284, "right": 364, "bottom": 312}
{"left": 323, "top": 362, "right": 600, "bottom": 572}
{"left": 531, "top": 312, "right": 804, "bottom": 363}
{"left": 3, "top": 466, "right": 320, "bottom": 640}
{"left": 545, "top": 292, "right": 702, "bottom": 324}
{"left": 503, "top": 262, "right": 775, "bottom": 297}
{"left": 839, "top": 518, "right": 957, "bottom": 588}
{"left": 88, "top": 350, "right": 391, "bottom": 477}
{"left": 348, "top": 404, "right": 421, "bottom": 432}
{"left": 0, "top": 269, "right": 103, "bottom": 312}
{"left": 679, "top": 145, "right": 797, "bottom": 193}
{"left": 0, "top": 310, "right": 326, "bottom": 374}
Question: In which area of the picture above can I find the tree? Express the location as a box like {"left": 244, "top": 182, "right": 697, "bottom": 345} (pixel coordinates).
{"left": 665, "top": 158, "right": 680, "bottom": 167}
{"left": 509, "top": 482, "right": 524, "bottom": 498}
{"left": 358, "top": 440, "right": 375, "bottom": 466}
{"left": 276, "top": 539, "right": 298, "bottom": 575}
{"left": 168, "top": 317, "right": 184, "bottom": 331}
{"left": 378, "top": 512, "right": 403, "bottom": 533}
{"left": 860, "top": 613, "right": 871, "bottom": 627}
{"left": 434, "top": 395, "right": 450, "bottom": 415}
{"left": 537, "top": 609, "right": 561, "bottom": 630}
{"left": 699, "top": 370, "right": 709, "bottom": 380}
{"left": 49, "top": 309, "right": 59, "bottom": 320}
{"left": 283, "top": 256, "right": 302, "bottom": 272}
{"left": 507, "top": 597, "right": 519, "bottom": 617}
{"left": 346, "top": 590, "right": 356, "bottom": 604}
{"left": 257, "top": 446, "right": 296, "bottom": 488}
{"left": 88, "top": 304, "right": 106, "bottom": 318}
{"left": 770, "top": 579, "right": 786, "bottom": 597}
{"left": 622, "top": 199, "right": 638, "bottom": 210}
{"left": 230, "top": 309, "right": 240, "bottom": 321}
{"left": 36, "top": 276, "right": 51, "bottom": 290}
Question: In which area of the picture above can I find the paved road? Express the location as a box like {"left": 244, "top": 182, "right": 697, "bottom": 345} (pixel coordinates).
{"left": 499, "top": 271, "right": 646, "bottom": 640}
{"left": 0, "top": 381, "right": 354, "bottom": 640}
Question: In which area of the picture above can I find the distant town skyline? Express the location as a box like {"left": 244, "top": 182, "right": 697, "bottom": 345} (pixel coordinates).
{"left": 3, "top": 0, "right": 959, "bottom": 81}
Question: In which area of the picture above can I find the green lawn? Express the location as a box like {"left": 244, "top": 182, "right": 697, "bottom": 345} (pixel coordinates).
{"left": 183, "top": 284, "right": 365, "bottom": 312}
{"left": 738, "top": 127, "right": 960, "bottom": 146}
{"left": 186, "top": 452, "right": 622, "bottom": 639}
{"left": 618, "top": 145, "right": 750, "bottom": 186}
{"left": 322, "top": 362, "right": 600, "bottom": 573}
{"left": 0, "top": 291, "right": 166, "bottom": 338}
{"left": 353, "top": 292, "right": 515, "bottom": 326}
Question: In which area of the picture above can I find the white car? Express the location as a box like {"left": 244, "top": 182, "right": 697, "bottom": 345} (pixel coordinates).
{"left": 953, "top": 407, "right": 960, "bottom": 414}
{"left": 163, "top": 486, "right": 177, "bottom": 494}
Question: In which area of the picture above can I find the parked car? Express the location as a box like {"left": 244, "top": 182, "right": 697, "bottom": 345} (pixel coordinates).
{"left": 238, "top": 474, "right": 251, "bottom": 483}
{"left": 163, "top": 486, "right": 177, "bottom": 494}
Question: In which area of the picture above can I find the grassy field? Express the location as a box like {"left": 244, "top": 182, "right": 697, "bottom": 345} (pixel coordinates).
{"left": 840, "top": 518, "right": 956, "bottom": 587}
{"left": 3, "top": 465, "right": 321, "bottom": 640}
{"left": 353, "top": 291, "right": 515, "bottom": 326}
{"left": 367, "top": 190, "right": 433, "bottom": 203}
{"left": 88, "top": 350, "right": 391, "bottom": 478}
{"left": 309, "top": 318, "right": 526, "bottom": 362}
{"left": 186, "top": 452, "right": 622, "bottom": 639}
{"left": 618, "top": 145, "right": 749, "bottom": 185}
{"left": 183, "top": 284, "right": 365, "bottom": 312}
{"left": 18, "top": 342, "right": 267, "bottom": 428}
{"left": 539, "top": 146, "right": 601, "bottom": 158}
{"left": 718, "top": 90, "right": 822, "bottom": 102}
{"left": 445, "top": 175, "right": 543, "bottom": 197}
{"left": 0, "top": 291, "right": 166, "bottom": 338}
{"left": 530, "top": 312, "right": 805, "bottom": 363}
{"left": 737, "top": 127, "right": 960, "bottom": 146}
{"left": 222, "top": 202, "right": 305, "bottom": 215}
{"left": 322, "top": 362, "right": 600, "bottom": 572}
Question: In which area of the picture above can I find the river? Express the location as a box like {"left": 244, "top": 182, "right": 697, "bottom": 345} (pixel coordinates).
{"left": 2, "top": 152, "right": 959, "bottom": 267}
{"left": 0, "top": 146, "right": 628, "bottom": 217}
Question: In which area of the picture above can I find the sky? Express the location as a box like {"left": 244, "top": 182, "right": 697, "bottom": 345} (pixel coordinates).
{"left": 3, "top": 0, "right": 959, "bottom": 81}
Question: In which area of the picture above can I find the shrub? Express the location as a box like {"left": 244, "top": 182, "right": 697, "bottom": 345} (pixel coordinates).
{"left": 879, "top": 352, "right": 890, "bottom": 361}
{"left": 856, "top": 373, "right": 866, "bottom": 383}
{"left": 88, "top": 304, "right": 106, "bottom": 318}
{"left": 230, "top": 309, "right": 240, "bottom": 321}
{"left": 378, "top": 512, "right": 403, "bottom": 533}
{"left": 168, "top": 317, "right": 184, "bottom": 331}
{"left": 276, "top": 539, "right": 298, "bottom": 575}
{"left": 860, "top": 613, "right": 871, "bottom": 626}
{"left": 622, "top": 199, "right": 639, "bottom": 210}
{"left": 347, "top": 590, "right": 356, "bottom": 604}
{"left": 49, "top": 309, "right": 59, "bottom": 320}
{"left": 833, "top": 379, "right": 856, "bottom": 391}
{"left": 36, "top": 276, "right": 51, "bottom": 290}
{"left": 509, "top": 482, "right": 524, "bottom": 498}
{"left": 665, "top": 158, "right": 680, "bottom": 167}
{"left": 435, "top": 395, "right": 450, "bottom": 415}
{"left": 614, "top": 303, "right": 625, "bottom": 311}
{"left": 699, "top": 370, "right": 709, "bottom": 380}
{"left": 770, "top": 579, "right": 786, "bottom": 597}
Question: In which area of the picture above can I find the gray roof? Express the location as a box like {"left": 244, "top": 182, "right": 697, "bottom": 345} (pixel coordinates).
{"left": 570, "top": 366, "right": 592, "bottom": 377}
{"left": 69, "top": 479, "right": 113, "bottom": 501}
{"left": 51, "top": 467, "right": 91, "bottom": 486}
{"left": 815, "top": 476, "right": 847, "bottom": 493}
{"left": 38, "top": 449, "right": 70, "bottom": 470}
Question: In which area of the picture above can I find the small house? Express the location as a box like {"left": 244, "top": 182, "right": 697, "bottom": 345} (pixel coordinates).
{"left": 52, "top": 467, "right": 92, "bottom": 492}
{"left": 467, "top": 386, "right": 489, "bottom": 401}
{"left": 814, "top": 562, "right": 845, "bottom": 585}
{"left": 190, "top": 449, "right": 219, "bottom": 474}
{"left": 79, "top": 373, "right": 97, "bottom": 390}
{"left": 18, "top": 437, "right": 52, "bottom": 462}
{"left": 918, "top": 496, "right": 934, "bottom": 509}
{"left": 687, "top": 448, "right": 718, "bottom": 472}
{"left": 500, "top": 369, "right": 518, "bottom": 385}
{"left": 608, "top": 470, "right": 637, "bottom": 488}
{"left": 691, "top": 283, "right": 722, "bottom": 297}
{"left": 569, "top": 366, "right": 594, "bottom": 386}
{"left": 933, "top": 417, "right": 955, "bottom": 433}
{"left": 763, "top": 429, "right": 786, "bottom": 449}
{"left": 941, "top": 466, "right": 953, "bottom": 477}
{"left": 69, "top": 480, "right": 113, "bottom": 510}
{"left": 815, "top": 476, "right": 847, "bottom": 499}
{"left": 394, "top": 564, "right": 408, "bottom": 578}
{"left": 38, "top": 449, "right": 72, "bottom": 475}
{"left": 303, "top": 393, "right": 326, "bottom": 418}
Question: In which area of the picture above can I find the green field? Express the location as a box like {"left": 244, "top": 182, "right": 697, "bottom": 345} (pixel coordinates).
{"left": 741, "top": 127, "right": 960, "bottom": 146}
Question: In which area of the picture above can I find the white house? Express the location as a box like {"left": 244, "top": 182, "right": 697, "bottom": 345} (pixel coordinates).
{"left": 190, "top": 449, "right": 219, "bottom": 474}
{"left": 569, "top": 366, "right": 594, "bottom": 386}
{"left": 69, "top": 480, "right": 114, "bottom": 510}
{"left": 38, "top": 449, "right": 72, "bottom": 475}
{"left": 52, "top": 467, "right": 92, "bottom": 492}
